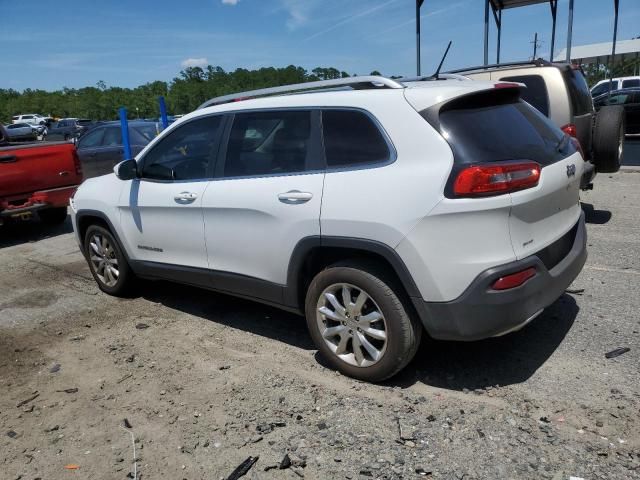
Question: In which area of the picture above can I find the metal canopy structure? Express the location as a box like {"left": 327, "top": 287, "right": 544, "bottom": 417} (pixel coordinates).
{"left": 554, "top": 39, "right": 640, "bottom": 65}
{"left": 415, "top": 0, "right": 624, "bottom": 84}
{"left": 483, "top": 0, "right": 568, "bottom": 65}
{"left": 414, "top": 0, "right": 572, "bottom": 73}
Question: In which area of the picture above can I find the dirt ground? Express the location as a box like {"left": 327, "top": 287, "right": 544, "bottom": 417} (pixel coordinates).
{"left": 1, "top": 173, "right": 639, "bottom": 480}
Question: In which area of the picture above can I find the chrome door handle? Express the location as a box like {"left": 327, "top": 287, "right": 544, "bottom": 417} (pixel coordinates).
{"left": 278, "top": 190, "right": 313, "bottom": 204}
{"left": 174, "top": 192, "right": 198, "bottom": 204}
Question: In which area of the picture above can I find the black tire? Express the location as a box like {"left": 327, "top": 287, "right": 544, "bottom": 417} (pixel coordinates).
{"left": 593, "top": 105, "right": 625, "bottom": 173}
{"left": 305, "top": 261, "right": 422, "bottom": 382}
{"left": 84, "top": 224, "right": 135, "bottom": 296}
{"left": 38, "top": 207, "right": 68, "bottom": 225}
{"left": 63, "top": 134, "right": 70, "bottom": 141}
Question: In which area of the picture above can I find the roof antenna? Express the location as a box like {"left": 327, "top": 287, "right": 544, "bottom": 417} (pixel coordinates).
{"left": 432, "top": 41, "right": 452, "bottom": 79}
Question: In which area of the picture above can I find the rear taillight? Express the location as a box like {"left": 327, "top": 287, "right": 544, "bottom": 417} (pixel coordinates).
{"left": 492, "top": 267, "right": 536, "bottom": 290}
{"left": 561, "top": 124, "right": 584, "bottom": 158}
{"left": 72, "top": 149, "right": 83, "bottom": 177}
{"left": 561, "top": 123, "right": 577, "bottom": 138}
{"left": 453, "top": 161, "right": 541, "bottom": 197}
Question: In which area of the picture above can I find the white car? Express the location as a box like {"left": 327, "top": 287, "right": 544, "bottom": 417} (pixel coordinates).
{"left": 70, "top": 76, "right": 587, "bottom": 382}
{"left": 591, "top": 76, "right": 640, "bottom": 97}
{"left": 11, "top": 114, "right": 47, "bottom": 126}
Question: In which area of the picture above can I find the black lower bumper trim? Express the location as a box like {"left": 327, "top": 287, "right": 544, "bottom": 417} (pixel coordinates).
{"left": 414, "top": 211, "right": 587, "bottom": 341}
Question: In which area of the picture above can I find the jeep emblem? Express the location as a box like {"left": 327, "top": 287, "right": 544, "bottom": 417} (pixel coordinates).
{"left": 566, "top": 164, "right": 576, "bottom": 178}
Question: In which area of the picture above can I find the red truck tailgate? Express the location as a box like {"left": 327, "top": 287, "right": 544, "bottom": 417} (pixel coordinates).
{"left": 0, "top": 142, "right": 82, "bottom": 197}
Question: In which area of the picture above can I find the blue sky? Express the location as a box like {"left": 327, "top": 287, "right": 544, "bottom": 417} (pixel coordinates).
{"left": 1, "top": 0, "right": 639, "bottom": 91}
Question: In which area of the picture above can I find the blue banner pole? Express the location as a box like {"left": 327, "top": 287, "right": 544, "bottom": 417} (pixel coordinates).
{"left": 159, "top": 96, "right": 169, "bottom": 130}
{"left": 119, "top": 107, "right": 132, "bottom": 160}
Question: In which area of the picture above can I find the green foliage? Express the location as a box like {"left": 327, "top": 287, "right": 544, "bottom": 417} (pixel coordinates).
{"left": 0, "top": 65, "right": 358, "bottom": 123}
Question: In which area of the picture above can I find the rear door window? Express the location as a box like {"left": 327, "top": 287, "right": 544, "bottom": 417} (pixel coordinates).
{"left": 562, "top": 68, "right": 593, "bottom": 115}
{"left": 622, "top": 79, "right": 640, "bottom": 88}
{"left": 428, "top": 89, "right": 576, "bottom": 167}
{"left": 322, "top": 110, "right": 391, "bottom": 168}
{"left": 222, "top": 110, "right": 315, "bottom": 178}
{"left": 501, "top": 75, "right": 550, "bottom": 116}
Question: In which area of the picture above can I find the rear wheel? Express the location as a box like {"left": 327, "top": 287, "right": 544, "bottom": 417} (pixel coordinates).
{"left": 593, "top": 105, "right": 625, "bottom": 173}
{"left": 38, "top": 207, "right": 68, "bottom": 225}
{"left": 84, "top": 225, "right": 134, "bottom": 296}
{"left": 305, "top": 262, "right": 421, "bottom": 382}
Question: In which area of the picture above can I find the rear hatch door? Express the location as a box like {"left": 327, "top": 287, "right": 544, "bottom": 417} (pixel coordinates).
{"left": 428, "top": 86, "right": 584, "bottom": 261}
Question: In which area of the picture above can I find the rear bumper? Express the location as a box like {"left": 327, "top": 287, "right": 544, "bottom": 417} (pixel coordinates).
{"left": 580, "top": 161, "right": 596, "bottom": 190}
{"left": 413, "top": 211, "right": 587, "bottom": 341}
{"left": 1, "top": 185, "right": 78, "bottom": 217}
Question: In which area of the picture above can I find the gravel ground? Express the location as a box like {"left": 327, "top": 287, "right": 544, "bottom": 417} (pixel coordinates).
{"left": 1, "top": 172, "right": 639, "bottom": 480}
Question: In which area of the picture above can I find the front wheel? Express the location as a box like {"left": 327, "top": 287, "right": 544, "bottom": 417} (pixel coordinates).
{"left": 84, "top": 225, "right": 135, "bottom": 296}
{"left": 305, "top": 263, "right": 421, "bottom": 382}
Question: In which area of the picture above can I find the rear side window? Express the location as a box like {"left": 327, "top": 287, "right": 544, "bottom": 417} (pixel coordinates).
{"left": 322, "top": 110, "right": 390, "bottom": 168}
{"left": 429, "top": 89, "right": 575, "bottom": 166}
{"left": 224, "top": 110, "right": 312, "bottom": 178}
{"left": 562, "top": 68, "right": 593, "bottom": 115}
{"left": 622, "top": 79, "right": 640, "bottom": 88}
{"left": 501, "top": 75, "right": 550, "bottom": 116}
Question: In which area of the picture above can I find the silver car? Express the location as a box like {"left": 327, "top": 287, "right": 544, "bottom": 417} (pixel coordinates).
{"left": 5, "top": 123, "right": 37, "bottom": 141}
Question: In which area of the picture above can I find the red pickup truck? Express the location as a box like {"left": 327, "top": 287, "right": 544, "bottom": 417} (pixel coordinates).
{"left": 0, "top": 123, "right": 83, "bottom": 226}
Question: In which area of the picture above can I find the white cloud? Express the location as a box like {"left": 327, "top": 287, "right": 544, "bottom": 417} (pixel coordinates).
{"left": 278, "top": 0, "right": 318, "bottom": 30}
{"left": 222, "top": 0, "right": 239, "bottom": 5}
{"left": 181, "top": 57, "right": 208, "bottom": 68}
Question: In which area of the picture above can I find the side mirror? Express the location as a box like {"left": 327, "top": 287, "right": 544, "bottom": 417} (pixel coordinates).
{"left": 115, "top": 159, "right": 138, "bottom": 180}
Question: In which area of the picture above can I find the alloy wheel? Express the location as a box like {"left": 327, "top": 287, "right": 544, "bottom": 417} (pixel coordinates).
{"left": 89, "top": 233, "right": 119, "bottom": 287}
{"left": 316, "top": 283, "right": 388, "bottom": 368}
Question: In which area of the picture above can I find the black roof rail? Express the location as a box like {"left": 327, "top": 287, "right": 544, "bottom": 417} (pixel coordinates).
{"left": 446, "top": 58, "right": 560, "bottom": 74}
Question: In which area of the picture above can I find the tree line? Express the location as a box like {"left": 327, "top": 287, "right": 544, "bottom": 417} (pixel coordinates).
{"left": 0, "top": 65, "right": 370, "bottom": 123}
{"left": 2, "top": 59, "right": 638, "bottom": 124}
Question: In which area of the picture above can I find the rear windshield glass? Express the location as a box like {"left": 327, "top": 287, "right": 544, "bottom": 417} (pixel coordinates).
{"left": 426, "top": 89, "right": 575, "bottom": 166}
{"left": 562, "top": 68, "right": 593, "bottom": 116}
{"left": 500, "top": 75, "right": 549, "bottom": 116}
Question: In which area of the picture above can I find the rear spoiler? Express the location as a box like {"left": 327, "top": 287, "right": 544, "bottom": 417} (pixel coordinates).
{"left": 419, "top": 85, "right": 525, "bottom": 133}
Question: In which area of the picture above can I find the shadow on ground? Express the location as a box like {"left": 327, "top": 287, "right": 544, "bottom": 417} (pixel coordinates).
{"left": 138, "top": 280, "right": 315, "bottom": 350}
{"left": 0, "top": 217, "right": 73, "bottom": 249}
{"left": 138, "top": 279, "right": 579, "bottom": 392}
{"left": 582, "top": 202, "right": 612, "bottom": 225}
{"left": 391, "top": 294, "right": 579, "bottom": 390}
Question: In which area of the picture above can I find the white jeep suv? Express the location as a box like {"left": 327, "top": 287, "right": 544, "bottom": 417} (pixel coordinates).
{"left": 70, "top": 76, "right": 587, "bottom": 382}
